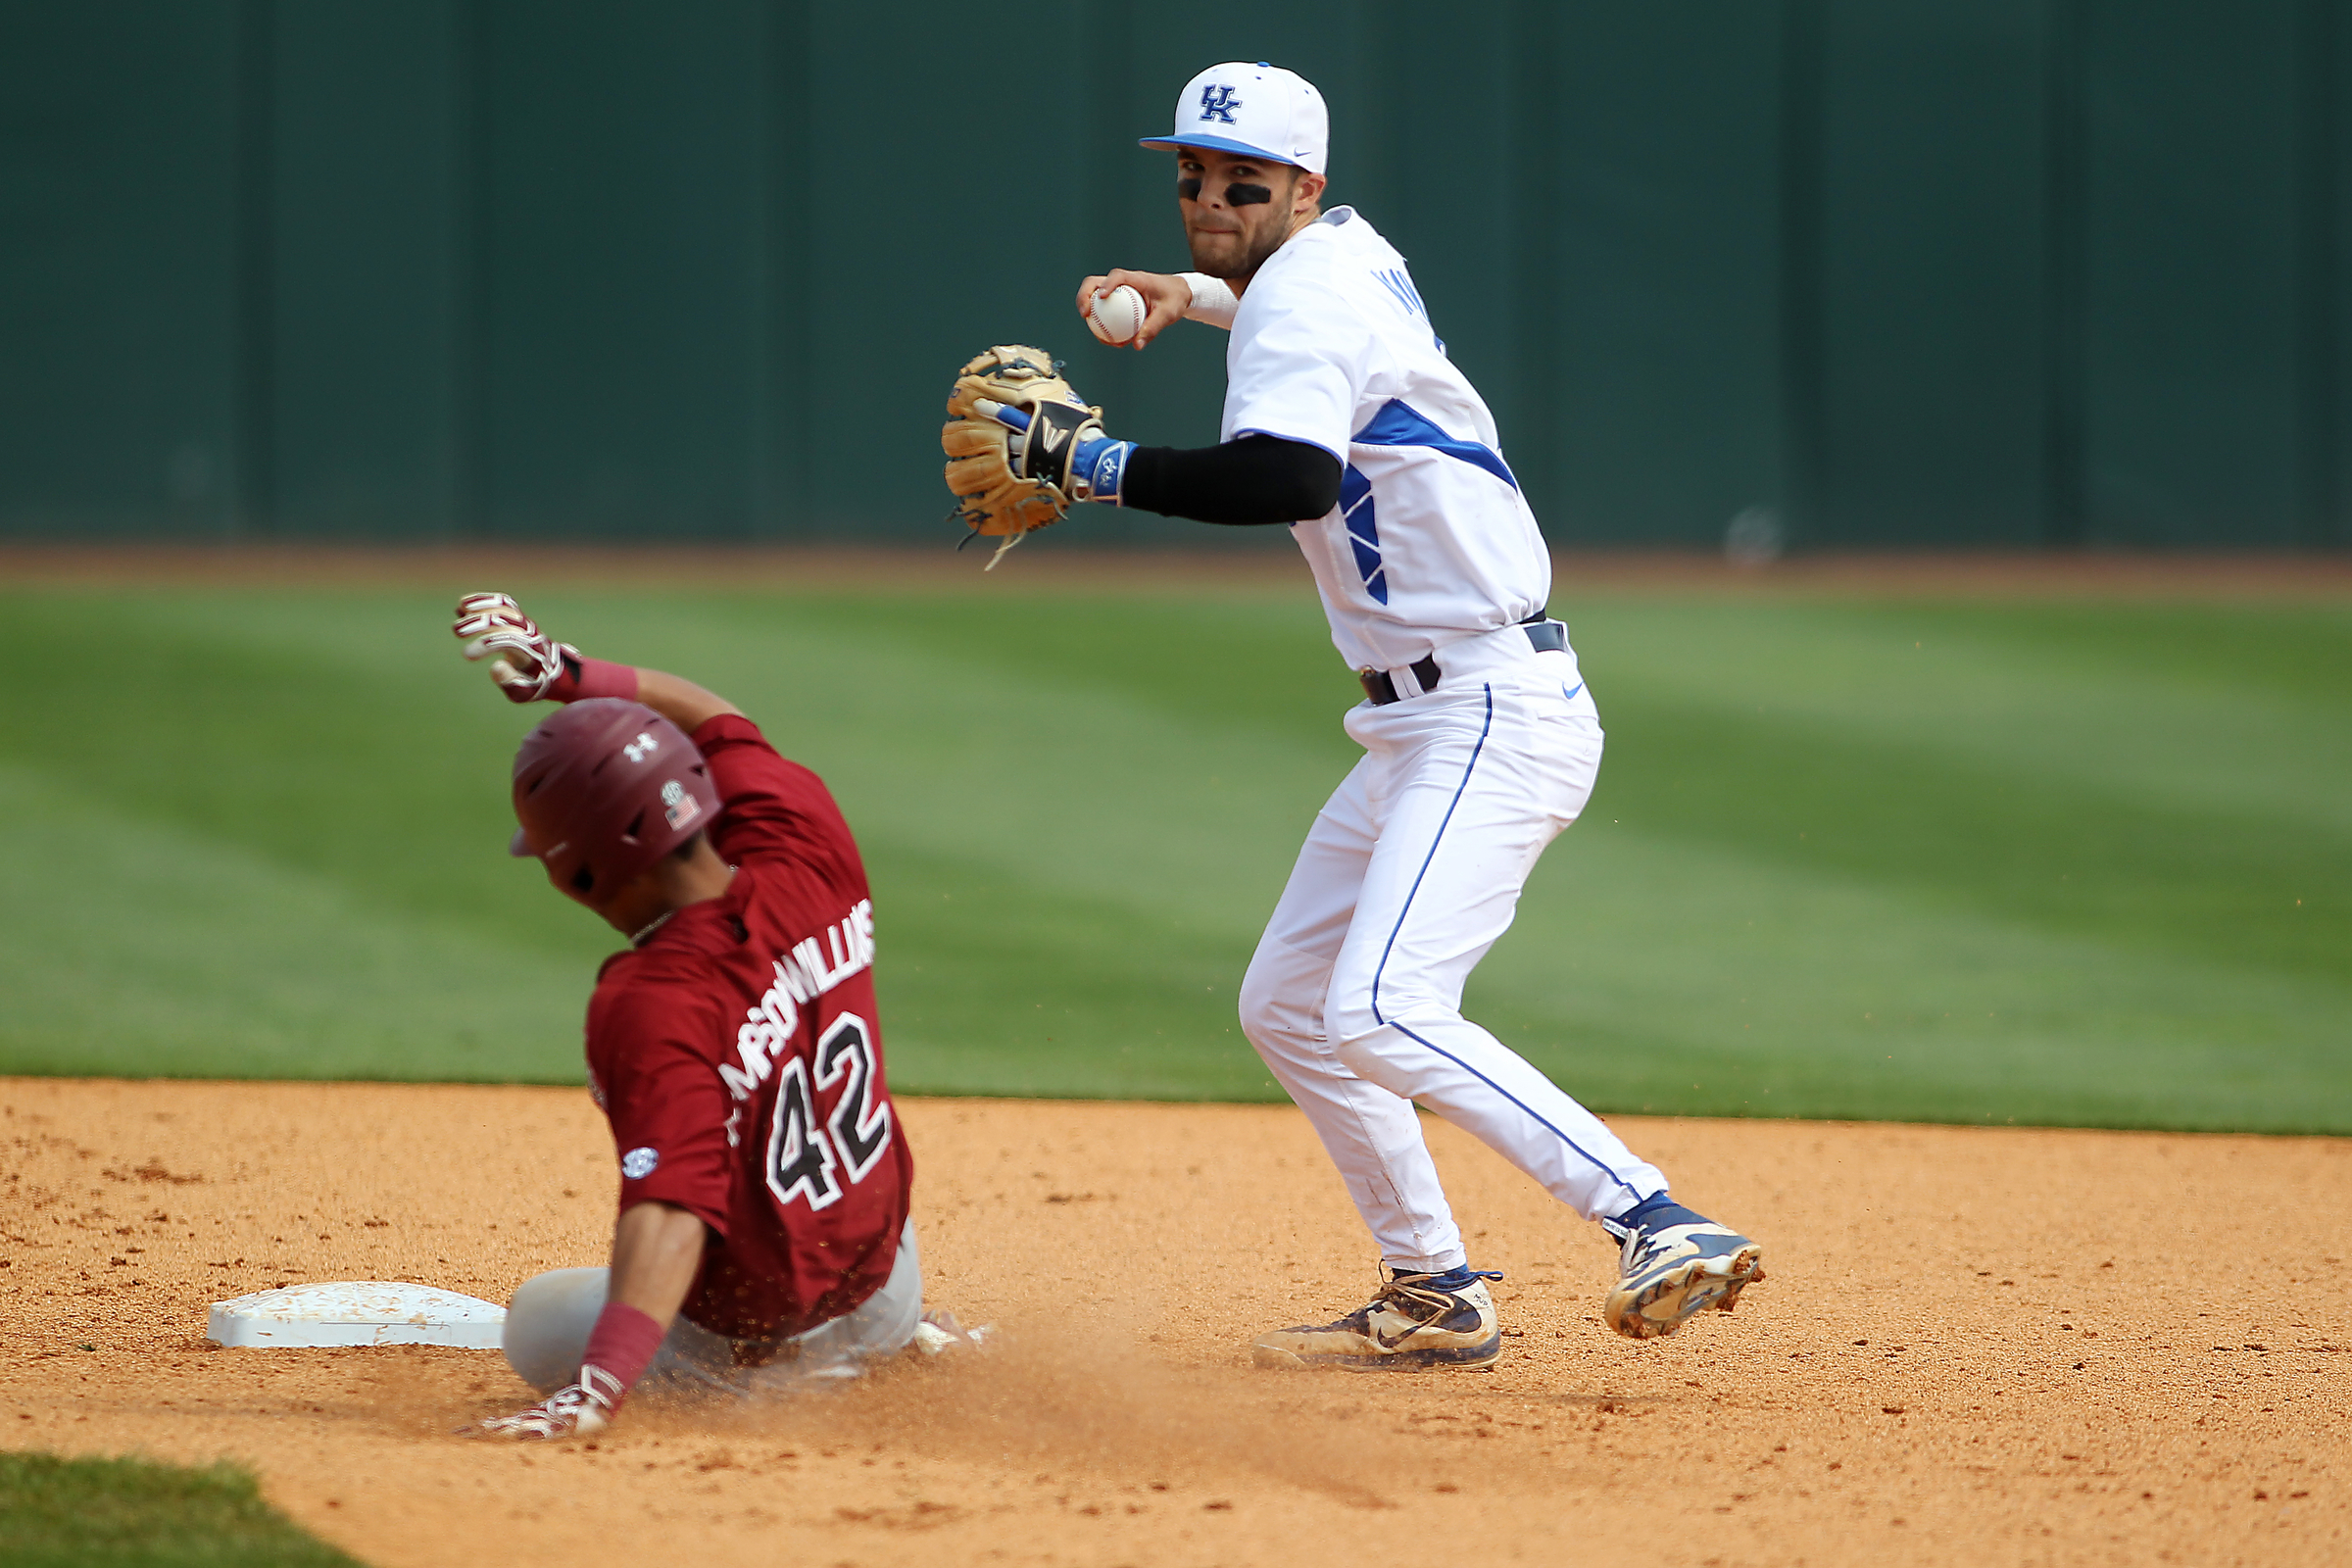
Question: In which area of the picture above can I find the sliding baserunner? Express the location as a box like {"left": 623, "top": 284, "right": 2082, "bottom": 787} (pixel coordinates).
{"left": 449, "top": 593, "right": 950, "bottom": 1435}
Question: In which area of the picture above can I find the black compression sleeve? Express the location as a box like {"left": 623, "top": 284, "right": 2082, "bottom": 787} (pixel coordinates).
{"left": 1118, "top": 434, "right": 1343, "bottom": 524}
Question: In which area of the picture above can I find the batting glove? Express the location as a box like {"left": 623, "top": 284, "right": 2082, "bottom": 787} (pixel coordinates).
{"left": 1069, "top": 433, "right": 1136, "bottom": 505}
{"left": 989, "top": 407, "right": 1135, "bottom": 507}
{"left": 464, "top": 1363, "right": 624, "bottom": 1442}
{"left": 453, "top": 591, "right": 573, "bottom": 702}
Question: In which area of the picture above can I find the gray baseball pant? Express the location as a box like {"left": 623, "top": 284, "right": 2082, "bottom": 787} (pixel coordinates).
{"left": 501, "top": 1217, "right": 924, "bottom": 1398}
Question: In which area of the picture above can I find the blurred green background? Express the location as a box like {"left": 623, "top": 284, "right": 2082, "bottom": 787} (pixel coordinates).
{"left": 4, "top": 2, "right": 2349, "bottom": 552}
{"left": 2, "top": 579, "right": 2343, "bottom": 1133}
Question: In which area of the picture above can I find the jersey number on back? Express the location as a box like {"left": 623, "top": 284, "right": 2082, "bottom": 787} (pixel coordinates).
{"left": 763, "top": 1012, "right": 893, "bottom": 1210}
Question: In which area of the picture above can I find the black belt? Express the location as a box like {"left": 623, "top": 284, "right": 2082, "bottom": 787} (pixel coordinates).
{"left": 1359, "top": 655, "right": 1442, "bottom": 707}
{"left": 1358, "top": 612, "right": 1567, "bottom": 706}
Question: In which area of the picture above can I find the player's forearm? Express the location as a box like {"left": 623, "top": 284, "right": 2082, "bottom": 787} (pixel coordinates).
{"left": 630, "top": 668, "right": 743, "bottom": 733}
{"left": 1118, "top": 434, "right": 1343, "bottom": 524}
{"left": 546, "top": 1199, "right": 706, "bottom": 1420}
{"left": 454, "top": 596, "right": 743, "bottom": 726}
{"left": 607, "top": 1199, "right": 709, "bottom": 1326}
{"left": 534, "top": 656, "right": 740, "bottom": 730}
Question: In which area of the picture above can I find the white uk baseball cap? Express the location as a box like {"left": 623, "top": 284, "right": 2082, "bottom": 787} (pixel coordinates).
{"left": 1139, "top": 62, "right": 1328, "bottom": 176}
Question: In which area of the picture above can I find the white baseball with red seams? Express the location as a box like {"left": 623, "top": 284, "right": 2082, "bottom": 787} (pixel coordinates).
{"left": 1144, "top": 62, "right": 1675, "bottom": 1275}
{"left": 1087, "top": 284, "right": 1147, "bottom": 345}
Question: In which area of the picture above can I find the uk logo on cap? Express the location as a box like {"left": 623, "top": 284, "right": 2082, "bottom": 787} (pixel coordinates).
{"left": 1142, "top": 62, "right": 1329, "bottom": 176}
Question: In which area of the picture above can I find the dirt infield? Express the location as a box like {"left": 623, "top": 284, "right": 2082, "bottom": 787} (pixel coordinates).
{"left": 4, "top": 542, "right": 2350, "bottom": 598}
{"left": 3, "top": 1079, "right": 2345, "bottom": 1567}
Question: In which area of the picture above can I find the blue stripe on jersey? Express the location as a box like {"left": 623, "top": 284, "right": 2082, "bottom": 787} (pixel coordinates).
{"left": 1375, "top": 269, "right": 1426, "bottom": 318}
{"left": 1353, "top": 399, "right": 1519, "bottom": 492}
{"left": 1339, "top": 463, "right": 1388, "bottom": 605}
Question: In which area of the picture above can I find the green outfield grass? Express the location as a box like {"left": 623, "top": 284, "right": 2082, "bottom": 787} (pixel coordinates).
{"left": 0, "top": 579, "right": 2344, "bottom": 1132}
{"left": 0, "top": 1452, "right": 362, "bottom": 1567}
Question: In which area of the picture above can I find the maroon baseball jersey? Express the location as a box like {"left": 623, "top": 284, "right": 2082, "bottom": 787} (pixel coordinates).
{"left": 583, "top": 714, "right": 912, "bottom": 1342}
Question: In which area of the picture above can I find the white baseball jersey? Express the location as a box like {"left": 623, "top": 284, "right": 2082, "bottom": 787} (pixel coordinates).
{"left": 1219, "top": 207, "right": 1552, "bottom": 672}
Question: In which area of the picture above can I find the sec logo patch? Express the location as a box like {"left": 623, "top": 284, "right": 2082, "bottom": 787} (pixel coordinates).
{"left": 620, "top": 1147, "right": 660, "bottom": 1179}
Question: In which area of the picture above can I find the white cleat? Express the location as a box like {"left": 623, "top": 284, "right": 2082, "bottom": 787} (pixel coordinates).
{"left": 1251, "top": 1270, "right": 1503, "bottom": 1371}
{"left": 1604, "top": 1220, "right": 1765, "bottom": 1341}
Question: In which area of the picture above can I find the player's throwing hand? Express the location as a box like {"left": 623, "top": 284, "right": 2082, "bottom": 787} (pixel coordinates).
{"left": 1073, "top": 270, "right": 1191, "bottom": 350}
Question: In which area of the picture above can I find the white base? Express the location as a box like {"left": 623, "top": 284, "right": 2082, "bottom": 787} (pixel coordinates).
{"left": 208, "top": 1281, "right": 507, "bottom": 1349}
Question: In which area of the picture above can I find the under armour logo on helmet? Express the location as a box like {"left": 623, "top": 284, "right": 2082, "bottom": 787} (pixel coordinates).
{"left": 623, "top": 731, "right": 658, "bottom": 762}
{"left": 1199, "top": 84, "right": 1241, "bottom": 122}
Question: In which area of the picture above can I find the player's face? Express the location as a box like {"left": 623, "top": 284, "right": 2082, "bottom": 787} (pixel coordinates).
{"left": 1177, "top": 150, "right": 1318, "bottom": 280}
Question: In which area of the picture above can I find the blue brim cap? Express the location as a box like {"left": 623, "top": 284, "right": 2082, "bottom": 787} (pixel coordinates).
{"left": 1137, "top": 131, "right": 1306, "bottom": 169}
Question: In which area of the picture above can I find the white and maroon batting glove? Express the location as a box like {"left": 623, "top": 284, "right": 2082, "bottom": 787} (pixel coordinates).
{"left": 462, "top": 1299, "right": 666, "bottom": 1443}
{"left": 452, "top": 592, "right": 636, "bottom": 705}
{"left": 466, "top": 1362, "right": 625, "bottom": 1441}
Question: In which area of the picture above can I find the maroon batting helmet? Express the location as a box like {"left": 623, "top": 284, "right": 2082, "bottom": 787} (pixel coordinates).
{"left": 508, "top": 699, "right": 721, "bottom": 902}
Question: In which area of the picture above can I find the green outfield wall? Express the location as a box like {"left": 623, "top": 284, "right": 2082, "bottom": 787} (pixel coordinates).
{"left": 2, "top": 1, "right": 2347, "bottom": 550}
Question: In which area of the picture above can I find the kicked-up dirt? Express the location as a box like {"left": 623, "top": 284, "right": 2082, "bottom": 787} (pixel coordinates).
{"left": 2, "top": 1077, "right": 2346, "bottom": 1567}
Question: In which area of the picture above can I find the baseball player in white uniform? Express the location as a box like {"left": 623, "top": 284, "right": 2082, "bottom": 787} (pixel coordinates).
{"left": 1049, "top": 63, "right": 1765, "bottom": 1369}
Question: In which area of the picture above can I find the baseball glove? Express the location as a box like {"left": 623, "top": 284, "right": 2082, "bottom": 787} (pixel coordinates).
{"left": 941, "top": 345, "right": 1107, "bottom": 557}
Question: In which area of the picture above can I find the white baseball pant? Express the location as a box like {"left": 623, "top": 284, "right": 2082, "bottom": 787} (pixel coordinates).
{"left": 1239, "top": 626, "right": 1666, "bottom": 1274}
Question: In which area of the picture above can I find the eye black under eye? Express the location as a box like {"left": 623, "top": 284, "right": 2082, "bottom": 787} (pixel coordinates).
{"left": 1177, "top": 177, "right": 1201, "bottom": 201}
{"left": 1226, "top": 182, "right": 1273, "bottom": 207}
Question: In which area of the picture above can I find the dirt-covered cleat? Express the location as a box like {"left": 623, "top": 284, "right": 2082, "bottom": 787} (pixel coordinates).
{"left": 1250, "top": 1269, "right": 1503, "bottom": 1371}
{"left": 1603, "top": 1219, "right": 1764, "bottom": 1341}
{"left": 909, "top": 1309, "right": 991, "bottom": 1355}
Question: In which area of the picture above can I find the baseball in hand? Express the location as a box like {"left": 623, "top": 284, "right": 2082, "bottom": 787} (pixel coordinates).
{"left": 1087, "top": 284, "right": 1146, "bottom": 345}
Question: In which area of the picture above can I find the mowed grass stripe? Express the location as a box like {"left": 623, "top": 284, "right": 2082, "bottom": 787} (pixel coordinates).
{"left": 1576, "top": 599, "right": 2352, "bottom": 838}
{"left": 1475, "top": 824, "right": 2348, "bottom": 1131}
{"left": 0, "top": 762, "right": 595, "bottom": 1082}
{"left": 0, "top": 586, "right": 2341, "bottom": 1132}
{"left": 1596, "top": 693, "right": 2340, "bottom": 981}
{"left": 875, "top": 841, "right": 1269, "bottom": 1101}
{"left": 4, "top": 596, "right": 588, "bottom": 958}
